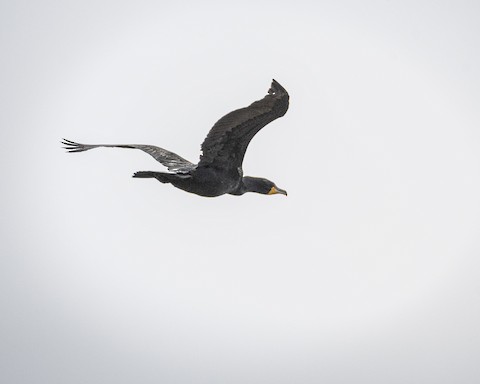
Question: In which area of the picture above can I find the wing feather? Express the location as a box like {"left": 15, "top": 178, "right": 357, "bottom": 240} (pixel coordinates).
{"left": 198, "top": 79, "right": 289, "bottom": 170}
{"left": 61, "top": 139, "right": 195, "bottom": 173}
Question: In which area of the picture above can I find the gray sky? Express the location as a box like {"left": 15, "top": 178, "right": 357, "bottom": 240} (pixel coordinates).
{"left": 1, "top": 1, "right": 480, "bottom": 383}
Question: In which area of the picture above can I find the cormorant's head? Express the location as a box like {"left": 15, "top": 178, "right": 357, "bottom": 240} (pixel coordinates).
{"left": 242, "top": 176, "right": 287, "bottom": 196}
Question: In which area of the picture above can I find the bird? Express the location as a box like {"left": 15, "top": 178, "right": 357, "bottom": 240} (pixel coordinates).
{"left": 62, "top": 79, "right": 289, "bottom": 197}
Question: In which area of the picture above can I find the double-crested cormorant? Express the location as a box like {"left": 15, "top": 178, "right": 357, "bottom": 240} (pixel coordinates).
{"left": 62, "top": 79, "right": 289, "bottom": 197}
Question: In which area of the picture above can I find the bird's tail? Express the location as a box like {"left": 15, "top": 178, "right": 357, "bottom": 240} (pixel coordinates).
{"left": 132, "top": 171, "right": 175, "bottom": 184}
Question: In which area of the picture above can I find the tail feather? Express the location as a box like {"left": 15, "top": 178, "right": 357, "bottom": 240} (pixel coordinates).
{"left": 132, "top": 171, "right": 158, "bottom": 178}
{"left": 132, "top": 171, "right": 168, "bottom": 183}
{"left": 132, "top": 171, "right": 187, "bottom": 184}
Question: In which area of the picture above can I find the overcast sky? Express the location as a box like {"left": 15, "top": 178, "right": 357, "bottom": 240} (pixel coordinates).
{"left": 1, "top": 1, "right": 480, "bottom": 383}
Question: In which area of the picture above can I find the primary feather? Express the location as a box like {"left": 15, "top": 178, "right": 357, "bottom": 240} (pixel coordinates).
{"left": 61, "top": 139, "right": 195, "bottom": 173}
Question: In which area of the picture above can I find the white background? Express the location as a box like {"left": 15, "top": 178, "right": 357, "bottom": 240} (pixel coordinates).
{"left": 1, "top": 1, "right": 480, "bottom": 383}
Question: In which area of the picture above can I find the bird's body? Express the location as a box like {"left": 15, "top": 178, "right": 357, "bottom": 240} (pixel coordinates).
{"left": 63, "top": 79, "right": 289, "bottom": 197}
{"left": 134, "top": 166, "right": 242, "bottom": 197}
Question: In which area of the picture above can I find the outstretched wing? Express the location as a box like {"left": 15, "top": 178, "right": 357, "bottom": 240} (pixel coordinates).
{"left": 197, "top": 79, "right": 289, "bottom": 171}
{"left": 62, "top": 139, "right": 196, "bottom": 173}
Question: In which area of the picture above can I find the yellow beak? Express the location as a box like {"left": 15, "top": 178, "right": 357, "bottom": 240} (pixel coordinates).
{"left": 268, "top": 186, "right": 288, "bottom": 196}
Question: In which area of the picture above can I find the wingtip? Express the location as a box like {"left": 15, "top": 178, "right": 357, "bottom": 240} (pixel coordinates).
{"left": 61, "top": 139, "right": 89, "bottom": 152}
{"left": 61, "top": 138, "right": 77, "bottom": 147}
{"left": 268, "top": 79, "right": 287, "bottom": 96}
{"left": 61, "top": 138, "right": 74, "bottom": 152}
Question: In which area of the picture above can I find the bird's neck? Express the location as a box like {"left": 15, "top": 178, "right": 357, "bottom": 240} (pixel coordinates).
{"left": 230, "top": 176, "right": 260, "bottom": 195}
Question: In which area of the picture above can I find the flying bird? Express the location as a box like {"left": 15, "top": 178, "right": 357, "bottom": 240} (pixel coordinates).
{"left": 62, "top": 79, "right": 289, "bottom": 197}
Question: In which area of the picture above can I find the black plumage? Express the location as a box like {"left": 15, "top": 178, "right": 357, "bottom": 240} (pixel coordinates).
{"left": 62, "top": 79, "right": 289, "bottom": 197}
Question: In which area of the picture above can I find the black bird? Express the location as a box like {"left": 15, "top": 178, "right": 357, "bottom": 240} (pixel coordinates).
{"left": 62, "top": 79, "right": 289, "bottom": 197}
